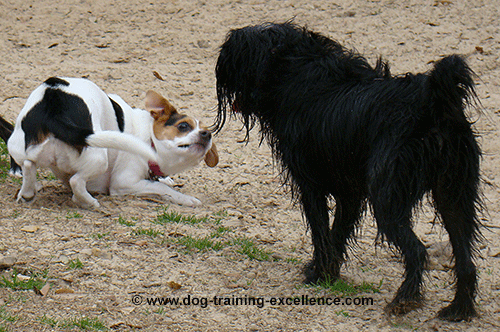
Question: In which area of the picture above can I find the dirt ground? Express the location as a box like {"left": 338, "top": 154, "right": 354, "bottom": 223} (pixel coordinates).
{"left": 0, "top": 0, "right": 499, "bottom": 331}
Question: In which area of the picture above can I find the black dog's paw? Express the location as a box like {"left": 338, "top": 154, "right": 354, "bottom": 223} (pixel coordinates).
{"left": 303, "top": 261, "right": 321, "bottom": 284}
{"left": 437, "top": 301, "right": 477, "bottom": 322}
{"left": 303, "top": 260, "right": 340, "bottom": 285}
{"left": 384, "top": 299, "right": 423, "bottom": 316}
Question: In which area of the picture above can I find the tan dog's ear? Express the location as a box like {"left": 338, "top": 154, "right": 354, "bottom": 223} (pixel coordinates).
{"left": 145, "top": 90, "right": 177, "bottom": 121}
{"left": 204, "top": 142, "right": 219, "bottom": 167}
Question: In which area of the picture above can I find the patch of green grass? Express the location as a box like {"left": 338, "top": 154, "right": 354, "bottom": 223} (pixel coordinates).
{"left": 66, "top": 211, "right": 83, "bottom": 219}
{"left": 0, "top": 269, "right": 48, "bottom": 291}
{"left": 91, "top": 232, "right": 110, "bottom": 240}
{"left": 39, "top": 315, "right": 58, "bottom": 328}
{"left": 176, "top": 235, "right": 226, "bottom": 252}
{"left": 117, "top": 216, "right": 136, "bottom": 227}
{"left": 132, "top": 228, "right": 164, "bottom": 238}
{"left": 0, "top": 306, "right": 18, "bottom": 323}
{"left": 336, "top": 309, "right": 350, "bottom": 317}
{"left": 390, "top": 321, "right": 417, "bottom": 330}
{"left": 312, "top": 277, "right": 382, "bottom": 297}
{"left": 10, "top": 210, "right": 20, "bottom": 219}
{"left": 37, "top": 170, "right": 56, "bottom": 181}
{"left": 40, "top": 315, "right": 107, "bottom": 331}
{"left": 172, "top": 231, "right": 273, "bottom": 261}
{"left": 67, "top": 258, "right": 83, "bottom": 270}
{"left": 0, "top": 140, "right": 11, "bottom": 182}
{"left": 210, "top": 226, "right": 232, "bottom": 238}
{"left": 61, "top": 317, "right": 107, "bottom": 330}
{"left": 232, "top": 238, "right": 272, "bottom": 261}
{"left": 285, "top": 257, "right": 301, "bottom": 264}
{"left": 153, "top": 208, "right": 209, "bottom": 226}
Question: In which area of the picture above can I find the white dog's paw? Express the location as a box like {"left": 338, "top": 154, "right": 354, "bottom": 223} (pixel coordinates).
{"left": 72, "top": 195, "right": 100, "bottom": 209}
{"left": 168, "top": 193, "right": 202, "bottom": 207}
{"left": 159, "top": 176, "right": 175, "bottom": 187}
{"left": 17, "top": 192, "right": 35, "bottom": 203}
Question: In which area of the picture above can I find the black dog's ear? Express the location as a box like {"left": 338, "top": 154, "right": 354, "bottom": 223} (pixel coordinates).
{"left": 145, "top": 90, "right": 178, "bottom": 121}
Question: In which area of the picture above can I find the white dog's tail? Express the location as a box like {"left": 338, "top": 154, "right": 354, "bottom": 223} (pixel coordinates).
{"left": 86, "top": 131, "right": 157, "bottom": 162}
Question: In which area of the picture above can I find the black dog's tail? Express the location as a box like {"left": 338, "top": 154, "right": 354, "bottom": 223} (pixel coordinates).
{"left": 428, "top": 55, "right": 478, "bottom": 123}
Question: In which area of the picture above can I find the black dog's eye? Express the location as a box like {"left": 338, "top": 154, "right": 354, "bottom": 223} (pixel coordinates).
{"left": 177, "top": 122, "right": 192, "bottom": 132}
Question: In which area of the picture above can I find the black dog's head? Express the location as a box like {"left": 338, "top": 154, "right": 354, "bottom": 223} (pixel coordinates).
{"left": 214, "top": 22, "right": 389, "bottom": 139}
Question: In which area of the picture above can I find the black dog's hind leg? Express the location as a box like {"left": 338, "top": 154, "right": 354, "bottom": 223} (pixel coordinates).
{"left": 369, "top": 162, "right": 427, "bottom": 315}
{"left": 432, "top": 142, "right": 480, "bottom": 321}
{"left": 433, "top": 187, "right": 478, "bottom": 321}
{"left": 375, "top": 205, "right": 427, "bottom": 315}
{"left": 301, "top": 187, "right": 363, "bottom": 284}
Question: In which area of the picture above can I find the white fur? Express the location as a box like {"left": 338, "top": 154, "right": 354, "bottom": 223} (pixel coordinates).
{"left": 8, "top": 78, "right": 212, "bottom": 208}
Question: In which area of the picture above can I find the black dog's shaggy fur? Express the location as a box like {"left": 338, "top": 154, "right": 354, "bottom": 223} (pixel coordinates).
{"left": 214, "top": 23, "right": 482, "bottom": 321}
{"left": 0, "top": 116, "right": 21, "bottom": 175}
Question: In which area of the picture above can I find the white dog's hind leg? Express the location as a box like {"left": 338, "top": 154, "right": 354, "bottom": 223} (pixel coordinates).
{"left": 69, "top": 148, "right": 108, "bottom": 209}
{"left": 18, "top": 160, "right": 38, "bottom": 202}
{"left": 69, "top": 173, "right": 99, "bottom": 208}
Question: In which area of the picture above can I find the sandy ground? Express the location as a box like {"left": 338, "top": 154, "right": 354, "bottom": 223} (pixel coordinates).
{"left": 0, "top": 0, "right": 499, "bottom": 331}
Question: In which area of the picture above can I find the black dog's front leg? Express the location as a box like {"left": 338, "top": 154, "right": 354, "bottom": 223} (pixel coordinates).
{"left": 300, "top": 189, "right": 339, "bottom": 283}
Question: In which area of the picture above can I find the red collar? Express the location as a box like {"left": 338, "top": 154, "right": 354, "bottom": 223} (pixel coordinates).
{"left": 148, "top": 141, "right": 166, "bottom": 177}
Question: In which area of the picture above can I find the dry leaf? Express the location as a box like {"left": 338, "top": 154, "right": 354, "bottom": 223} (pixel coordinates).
{"left": 55, "top": 287, "right": 75, "bottom": 294}
{"left": 153, "top": 71, "right": 165, "bottom": 81}
{"left": 112, "top": 57, "right": 130, "bottom": 63}
{"left": 167, "top": 281, "right": 182, "bottom": 290}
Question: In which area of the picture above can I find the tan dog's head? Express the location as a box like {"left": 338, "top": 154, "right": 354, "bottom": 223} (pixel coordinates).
{"left": 146, "top": 90, "right": 218, "bottom": 176}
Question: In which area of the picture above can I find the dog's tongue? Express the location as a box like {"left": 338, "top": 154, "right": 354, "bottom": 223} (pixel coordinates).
{"left": 148, "top": 161, "right": 166, "bottom": 177}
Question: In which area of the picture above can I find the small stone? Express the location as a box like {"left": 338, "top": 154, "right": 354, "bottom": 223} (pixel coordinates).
{"left": 38, "top": 249, "right": 51, "bottom": 257}
{"left": 17, "top": 274, "right": 31, "bottom": 281}
{"left": 0, "top": 255, "right": 17, "bottom": 268}
{"left": 37, "top": 283, "right": 50, "bottom": 296}
{"left": 80, "top": 249, "right": 92, "bottom": 256}
{"left": 21, "top": 225, "right": 39, "bottom": 233}
{"left": 58, "top": 255, "right": 70, "bottom": 264}
{"left": 91, "top": 248, "right": 112, "bottom": 259}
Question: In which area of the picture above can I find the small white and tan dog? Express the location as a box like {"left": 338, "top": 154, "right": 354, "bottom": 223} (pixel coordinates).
{"left": 7, "top": 77, "right": 218, "bottom": 208}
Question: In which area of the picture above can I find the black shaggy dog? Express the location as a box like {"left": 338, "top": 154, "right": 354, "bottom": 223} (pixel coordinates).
{"left": 214, "top": 23, "right": 482, "bottom": 321}
{"left": 0, "top": 116, "right": 21, "bottom": 175}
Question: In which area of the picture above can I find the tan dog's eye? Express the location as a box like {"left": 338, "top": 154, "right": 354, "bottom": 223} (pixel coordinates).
{"left": 177, "top": 122, "right": 192, "bottom": 132}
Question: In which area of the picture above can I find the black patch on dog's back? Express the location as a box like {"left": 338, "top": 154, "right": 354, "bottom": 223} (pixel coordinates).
{"left": 109, "top": 97, "right": 125, "bottom": 132}
{"left": 44, "top": 77, "right": 70, "bottom": 87}
{"left": 22, "top": 87, "right": 93, "bottom": 151}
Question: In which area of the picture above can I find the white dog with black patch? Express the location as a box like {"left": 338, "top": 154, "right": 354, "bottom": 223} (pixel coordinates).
{"left": 7, "top": 77, "right": 218, "bottom": 208}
